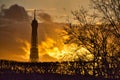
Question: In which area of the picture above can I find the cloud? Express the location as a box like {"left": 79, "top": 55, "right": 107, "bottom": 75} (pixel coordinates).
{"left": 0, "top": 4, "right": 31, "bottom": 61}
{"left": 38, "top": 12, "right": 52, "bottom": 22}
{"left": 0, "top": 18, "right": 31, "bottom": 61}
{"left": 0, "top": 17, "right": 64, "bottom": 62}
{"left": 1, "top": 4, "right": 28, "bottom": 21}
{"left": 0, "top": 4, "right": 65, "bottom": 62}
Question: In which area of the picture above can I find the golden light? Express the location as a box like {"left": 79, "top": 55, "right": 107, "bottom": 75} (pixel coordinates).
{"left": 39, "top": 37, "right": 61, "bottom": 60}
{"left": 16, "top": 38, "right": 30, "bottom": 61}
{"left": 16, "top": 37, "right": 93, "bottom": 62}
{"left": 96, "top": 22, "right": 102, "bottom": 25}
{"left": 39, "top": 37, "right": 93, "bottom": 62}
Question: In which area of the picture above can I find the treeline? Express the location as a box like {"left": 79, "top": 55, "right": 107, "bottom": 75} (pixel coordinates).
{"left": 0, "top": 60, "right": 119, "bottom": 79}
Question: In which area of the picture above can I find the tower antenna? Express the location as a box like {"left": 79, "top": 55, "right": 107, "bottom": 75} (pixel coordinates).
{"left": 34, "top": 9, "right": 36, "bottom": 19}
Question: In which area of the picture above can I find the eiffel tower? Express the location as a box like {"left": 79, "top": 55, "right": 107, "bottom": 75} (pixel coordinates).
{"left": 30, "top": 10, "right": 39, "bottom": 62}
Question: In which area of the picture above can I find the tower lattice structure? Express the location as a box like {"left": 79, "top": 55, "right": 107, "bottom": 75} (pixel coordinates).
{"left": 30, "top": 10, "right": 39, "bottom": 62}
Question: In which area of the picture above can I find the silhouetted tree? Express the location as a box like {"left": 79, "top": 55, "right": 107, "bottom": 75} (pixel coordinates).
{"left": 63, "top": 6, "right": 120, "bottom": 79}
{"left": 91, "top": 0, "right": 120, "bottom": 38}
{"left": 91, "top": 0, "right": 120, "bottom": 78}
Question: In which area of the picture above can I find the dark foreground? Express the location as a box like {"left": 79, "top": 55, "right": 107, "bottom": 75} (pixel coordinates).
{"left": 0, "top": 60, "right": 119, "bottom": 80}
{"left": 0, "top": 72, "right": 117, "bottom": 80}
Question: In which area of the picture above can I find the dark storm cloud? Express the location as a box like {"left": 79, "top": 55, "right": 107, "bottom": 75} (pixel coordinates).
{"left": 1, "top": 4, "right": 28, "bottom": 20}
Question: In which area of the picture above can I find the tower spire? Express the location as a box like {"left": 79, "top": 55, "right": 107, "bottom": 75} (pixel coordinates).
{"left": 34, "top": 9, "right": 36, "bottom": 20}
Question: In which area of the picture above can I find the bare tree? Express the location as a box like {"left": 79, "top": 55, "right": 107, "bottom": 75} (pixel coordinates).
{"left": 64, "top": 7, "right": 100, "bottom": 75}
{"left": 91, "top": 0, "right": 120, "bottom": 78}
{"left": 91, "top": 0, "right": 120, "bottom": 38}
{"left": 63, "top": 5, "right": 120, "bottom": 78}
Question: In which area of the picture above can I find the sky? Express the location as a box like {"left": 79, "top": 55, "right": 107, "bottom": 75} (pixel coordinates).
{"left": 0, "top": 0, "right": 90, "bottom": 62}
{"left": 0, "top": 0, "right": 90, "bottom": 22}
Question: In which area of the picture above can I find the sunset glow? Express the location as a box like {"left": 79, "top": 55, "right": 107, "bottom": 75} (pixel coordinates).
{"left": 0, "top": 0, "right": 120, "bottom": 79}
{"left": 0, "top": 0, "right": 90, "bottom": 62}
{"left": 16, "top": 37, "right": 93, "bottom": 62}
{"left": 16, "top": 38, "right": 30, "bottom": 61}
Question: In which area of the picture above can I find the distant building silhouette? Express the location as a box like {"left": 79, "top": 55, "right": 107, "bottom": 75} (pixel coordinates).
{"left": 30, "top": 10, "right": 39, "bottom": 62}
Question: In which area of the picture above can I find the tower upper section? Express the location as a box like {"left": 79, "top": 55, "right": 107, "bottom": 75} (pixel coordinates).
{"left": 31, "top": 10, "right": 38, "bottom": 28}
